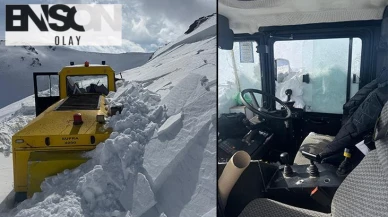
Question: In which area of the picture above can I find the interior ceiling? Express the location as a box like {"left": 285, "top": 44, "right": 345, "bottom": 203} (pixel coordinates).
{"left": 219, "top": 0, "right": 388, "bottom": 33}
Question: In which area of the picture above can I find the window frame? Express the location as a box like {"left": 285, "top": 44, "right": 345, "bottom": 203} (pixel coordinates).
{"left": 66, "top": 74, "right": 109, "bottom": 95}
{"left": 233, "top": 20, "right": 380, "bottom": 114}
{"left": 36, "top": 74, "right": 60, "bottom": 97}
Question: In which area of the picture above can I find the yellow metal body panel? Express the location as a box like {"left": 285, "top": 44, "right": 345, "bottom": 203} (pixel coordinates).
{"left": 27, "top": 151, "right": 88, "bottom": 197}
{"left": 13, "top": 96, "right": 110, "bottom": 139}
{"left": 13, "top": 151, "right": 30, "bottom": 192}
{"left": 12, "top": 63, "right": 116, "bottom": 196}
{"left": 58, "top": 65, "right": 116, "bottom": 99}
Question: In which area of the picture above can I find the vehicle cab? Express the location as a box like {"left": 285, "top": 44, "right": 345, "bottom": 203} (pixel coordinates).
{"left": 218, "top": 1, "right": 388, "bottom": 216}
{"left": 34, "top": 61, "right": 117, "bottom": 116}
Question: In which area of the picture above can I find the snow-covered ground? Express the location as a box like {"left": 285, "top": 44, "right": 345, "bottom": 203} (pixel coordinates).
{"left": 0, "top": 14, "right": 216, "bottom": 217}
{"left": 0, "top": 42, "right": 152, "bottom": 109}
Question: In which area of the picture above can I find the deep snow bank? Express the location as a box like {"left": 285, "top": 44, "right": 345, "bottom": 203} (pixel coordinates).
{"left": 9, "top": 82, "right": 162, "bottom": 217}
{"left": 0, "top": 99, "right": 35, "bottom": 154}
{"left": 117, "top": 15, "right": 217, "bottom": 215}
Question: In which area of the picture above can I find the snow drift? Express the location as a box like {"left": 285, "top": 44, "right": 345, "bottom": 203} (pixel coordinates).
{"left": 10, "top": 82, "right": 162, "bottom": 217}
{"left": 0, "top": 98, "right": 35, "bottom": 154}
{"left": 0, "top": 14, "right": 216, "bottom": 217}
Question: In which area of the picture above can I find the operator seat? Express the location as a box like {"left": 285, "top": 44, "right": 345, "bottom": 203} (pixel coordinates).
{"left": 294, "top": 79, "right": 381, "bottom": 165}
{"left": 238, "top": 101, "right": 388, "bottom": 217}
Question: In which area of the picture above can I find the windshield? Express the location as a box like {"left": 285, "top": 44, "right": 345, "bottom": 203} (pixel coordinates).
{"left": 66, "top": 75, "right": 109, "bottom": 96}
{"left": 274, "top": 38, "right": 362, "bottom": 114}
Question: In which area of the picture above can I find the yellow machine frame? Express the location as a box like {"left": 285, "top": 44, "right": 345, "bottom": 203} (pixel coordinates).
{"left": 12, "top": 63, "right": 117, "bottom": 200}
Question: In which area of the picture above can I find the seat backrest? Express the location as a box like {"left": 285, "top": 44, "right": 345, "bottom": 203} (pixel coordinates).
{"left": 331, "top": 101, "right": 388, "bottom": 217}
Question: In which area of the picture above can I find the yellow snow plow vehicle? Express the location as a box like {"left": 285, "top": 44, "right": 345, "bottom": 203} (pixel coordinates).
{"left": 12, "top": 61, "right": 121, "bottom": 202}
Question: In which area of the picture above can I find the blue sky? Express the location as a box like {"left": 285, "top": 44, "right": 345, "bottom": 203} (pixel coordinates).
{"left": 0, "top": 0, "right": 215, "bottom": 53}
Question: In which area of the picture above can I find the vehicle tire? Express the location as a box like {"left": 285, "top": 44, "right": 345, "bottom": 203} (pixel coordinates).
{"left": 14, "top": 192, "right": 27, "bottom": 203}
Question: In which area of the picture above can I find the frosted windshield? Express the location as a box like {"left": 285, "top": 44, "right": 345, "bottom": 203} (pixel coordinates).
{"left": 274, "top": 38, "right": 362, "bottom": 114}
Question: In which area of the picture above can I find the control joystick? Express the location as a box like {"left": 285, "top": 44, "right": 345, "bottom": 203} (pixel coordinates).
{"left": 307, "top": 160, "right": 319, "bottom": 177}
{"left": 301, "top": 151, "right": 320, "bottom": 177}
{"left": 285, "top": 89, "right": 292, "bottom": 102}
{"left": 280, "top": 152, "right": 293, "bottom": 177}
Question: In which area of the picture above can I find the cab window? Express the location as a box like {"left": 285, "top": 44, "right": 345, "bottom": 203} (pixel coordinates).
{"left": 218, "top": 41, "right": 262, "bottom": 114}
{"left": 36, "top": 75, "right": 59, "bottom": 97}
{"left": 66, "top": 75, "right": 109, "bottom": 96}
{"left": 274, "top": 38, "right": 362, "bottom": 114}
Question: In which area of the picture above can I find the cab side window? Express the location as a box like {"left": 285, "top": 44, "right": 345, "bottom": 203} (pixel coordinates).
{"left": 219, "top": 41, "right": 262, "bottom": 114}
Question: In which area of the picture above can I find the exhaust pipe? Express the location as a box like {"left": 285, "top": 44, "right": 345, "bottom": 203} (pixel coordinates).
{"left": 218, "top": 151, "right": 251, "bottom": 209}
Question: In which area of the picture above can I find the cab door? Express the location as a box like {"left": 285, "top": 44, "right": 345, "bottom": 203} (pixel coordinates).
{"left": 264, "top": 21, "right": 379, "bottom": 140}
{"left": 33, "top": 72, "right": 60, "bottom": 116}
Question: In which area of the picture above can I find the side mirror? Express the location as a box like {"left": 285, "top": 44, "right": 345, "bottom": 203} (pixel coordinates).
{"left": 115, "top": 73, "right": 123, "bottom": 82}
{"left": 275, "top": 58, "right": 290, "bottom": 82}
{"left": 218, "top": 14, "right": 234, "bottom": 50}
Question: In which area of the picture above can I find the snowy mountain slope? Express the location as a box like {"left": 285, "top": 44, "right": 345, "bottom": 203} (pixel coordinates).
{"left": 150, "top": 14, "right": 216, "bottom": 60}
{"left": 0, "top": 15, "right": 216, "bottom": 217}
{"left": 0, "top": 41, "right": 152, "bottom": 109}
{"left": 0, "top": 96, "right": 34, "bottom": 121}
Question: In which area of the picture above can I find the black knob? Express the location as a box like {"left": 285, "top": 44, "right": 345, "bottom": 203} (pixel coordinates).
{"left": 285, "top": 89, "right": 292, "bottom": 102}
{"left": 280, "top": 152, "right": 293, "bottom": 177}
{"left": 307, "top": 161, "right": 319, "bottom": 177}
{"left": 285, "top": 89, "right": 292, "bottom": 96}
{"left": 280, "top": 152, "right": 289, "bottom": 165}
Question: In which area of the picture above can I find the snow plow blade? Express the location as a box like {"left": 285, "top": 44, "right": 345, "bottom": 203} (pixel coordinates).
{"left": 27, "top": 151, "right": 88, "bottom": 198}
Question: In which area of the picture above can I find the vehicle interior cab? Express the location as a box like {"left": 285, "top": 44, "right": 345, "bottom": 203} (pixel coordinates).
{"left": 217, "top": 1, "right": 388, "bottom": 216}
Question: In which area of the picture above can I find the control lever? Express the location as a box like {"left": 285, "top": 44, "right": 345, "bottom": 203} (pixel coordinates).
{"left": 285, "top": 89, "right": 292, "bottom": 102}
{"left": 242, "top": 118, "right": 253, "bottom": 130}
{"left": 337, "top": 148, "right": 353, "bottom": 176}
{"left": 280, "top": 152, "right": 293, "bottom": 177}
{"left": 301, "top": 151, "right": 320, "bottom": 177}
{"left": 242, "top": 130, "right": 256, "bottom": 145}
{"left": 283, "top": 89, "right": 295, "bottom": 110}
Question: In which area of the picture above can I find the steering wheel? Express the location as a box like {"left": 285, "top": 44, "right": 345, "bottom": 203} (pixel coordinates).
{"left": 89, "top": 84, "right": 97, "bottom": 93}
{"left": 240, "top": 89, "right": 292, "bottom": 120}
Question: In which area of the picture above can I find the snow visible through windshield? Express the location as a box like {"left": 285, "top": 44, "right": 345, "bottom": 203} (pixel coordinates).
{"left": 67, "top": 75, "right": 109, "bottom": 95}
{"left": 274, "top": 38, "right": 362, "bottom": 114}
